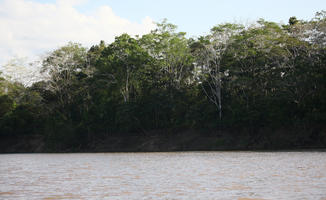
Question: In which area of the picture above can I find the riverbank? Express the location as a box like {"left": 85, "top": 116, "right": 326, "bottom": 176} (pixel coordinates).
{"left": 1, "top": 127, "right": 325, "bottom": 153}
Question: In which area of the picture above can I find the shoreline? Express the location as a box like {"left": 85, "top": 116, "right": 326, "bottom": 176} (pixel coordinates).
{"left": 1, "top": 128, "right": 325, "bottom": 153}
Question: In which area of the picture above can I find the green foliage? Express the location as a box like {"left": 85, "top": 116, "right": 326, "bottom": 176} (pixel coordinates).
{"left": 1, "top": 12, "right": 326, "bottom": 151}
{"left": 289, "top": 17, "right": 299, "bottom": 25}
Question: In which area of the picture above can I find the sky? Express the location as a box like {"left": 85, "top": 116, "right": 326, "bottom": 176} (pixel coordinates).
{"left": 0, "top": 0, "right": 325, "bottom": 68}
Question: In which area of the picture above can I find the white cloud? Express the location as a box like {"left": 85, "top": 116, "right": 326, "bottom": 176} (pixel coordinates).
{"left": 0, "top": 0, "right": 156, "bottom": 66}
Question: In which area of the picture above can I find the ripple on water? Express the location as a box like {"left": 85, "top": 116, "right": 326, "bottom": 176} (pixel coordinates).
{"left": 0, "top": 152, "right": 326, "bottom": 200}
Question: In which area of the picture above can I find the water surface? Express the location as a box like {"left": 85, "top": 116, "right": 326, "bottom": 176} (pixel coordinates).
{"left": 1, "top": 152, "right": 326, "bottom": 199}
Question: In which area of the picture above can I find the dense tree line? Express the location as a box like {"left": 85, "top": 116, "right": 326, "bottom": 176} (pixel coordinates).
{"left": 1, "top": 12, "right": 326, "bottom": 150}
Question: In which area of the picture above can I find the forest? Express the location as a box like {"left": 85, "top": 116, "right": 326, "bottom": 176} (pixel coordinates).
{"left": 0, "top": 12, "right": 326, "bottom": 152}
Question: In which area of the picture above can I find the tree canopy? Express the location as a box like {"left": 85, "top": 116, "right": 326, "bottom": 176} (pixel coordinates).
{"left": 1, "top": 12, "right": 326, "bottom": 151}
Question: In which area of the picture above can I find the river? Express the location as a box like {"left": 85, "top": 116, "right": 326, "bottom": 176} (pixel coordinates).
{"left": 0, "top": 152, "right": 325, "bottom": 199}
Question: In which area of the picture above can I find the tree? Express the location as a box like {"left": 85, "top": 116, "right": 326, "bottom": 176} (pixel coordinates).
{"left": 140, "top": 20, "right": 194, "bottom": 89}
{"left": 2, "top": 57, "right": 43, "bottom": 86}
{"left": 309, "top": 10, "right": 326, "bottom": 47}
{"left": 96, "top": 34, "right": 150, "bottom": 103}
{"left": 289, "top": 16, "right": 299, "bottom": 26}
{"left": 192, "top": 23, "right": 244, "bottom": 121}
{"left": 41, "top": 42, "right": 91, "bottom": 120}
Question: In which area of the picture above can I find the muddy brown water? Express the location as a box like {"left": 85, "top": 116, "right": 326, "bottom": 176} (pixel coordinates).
{"left": 1, "top": 152, "right": 326, "bottom": 199}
